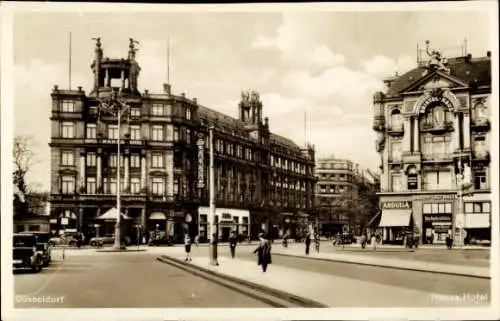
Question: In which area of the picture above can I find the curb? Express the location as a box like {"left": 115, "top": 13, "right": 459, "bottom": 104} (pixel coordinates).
{"left": 274, "top": 252, "right": 490, "bottom": 279}
{"left": 157, "top": 255, "right": 327, "bottom": 308}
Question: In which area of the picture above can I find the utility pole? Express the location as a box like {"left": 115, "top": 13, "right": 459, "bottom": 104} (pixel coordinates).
{"left": 209, "top": 125, "right": 218, "bottom": 265}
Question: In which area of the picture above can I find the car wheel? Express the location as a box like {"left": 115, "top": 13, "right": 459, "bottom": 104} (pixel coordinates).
{"left": 90, "top": 241, "right": 96, "bottom": 247}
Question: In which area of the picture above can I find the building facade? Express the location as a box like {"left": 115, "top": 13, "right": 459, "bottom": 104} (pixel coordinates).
{"left": 49, "top": 39, "right": 316, "bottom": 242}
{"left": 315, "top": 157, "right": 379, "bottom": 236}
{"left": 373, "top": 46, "right": 491, "bottom": 245}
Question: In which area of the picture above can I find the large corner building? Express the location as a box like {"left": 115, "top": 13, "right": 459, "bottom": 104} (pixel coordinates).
{"left": 372, "top": 46, "right": 491, "bottom": 245}
{"left": 49, "top": 39, "right": 316, "bottom": 242}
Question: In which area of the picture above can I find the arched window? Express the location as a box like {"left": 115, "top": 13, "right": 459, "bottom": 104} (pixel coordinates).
{"left": 390, "top": 109, "right": 403, "bottom": 129}
{"left": 421, "top": 103, "right": 451, "bottom": 127}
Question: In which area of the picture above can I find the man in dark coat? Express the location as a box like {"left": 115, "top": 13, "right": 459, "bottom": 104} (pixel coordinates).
{"left": 305, "top": 232, "right": 311, "bottom": 255}
{"left": 229, "top": 231, "right": 238, "bottom": 259}
{"left": 254, "top": 233, "right": 272, "bottom": 272}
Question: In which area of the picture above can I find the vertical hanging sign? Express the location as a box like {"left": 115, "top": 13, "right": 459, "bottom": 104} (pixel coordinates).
{"left": 197, "top": 133, "right": 205, "bottom": 188}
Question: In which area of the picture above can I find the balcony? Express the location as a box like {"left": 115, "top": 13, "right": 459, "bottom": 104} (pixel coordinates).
{"left": 472, "top": 150, "right": 490, "bottom": 162}
{"left": 420, "top": 121, "right": 454, "bottom": 134}
{"left": 471, "top": 118, "right": 490, "bottom": 132}
{"left": 421, "top": 153, "right": 454, "bottom": 163}
{"left": 387, "top": 124, "right": 404, "bottom": 136}
{"left": 388, "top": 156, "right": 402, "bottom": 164}
{"left": 402, "top": 151, "right": 421, "bottom": 163}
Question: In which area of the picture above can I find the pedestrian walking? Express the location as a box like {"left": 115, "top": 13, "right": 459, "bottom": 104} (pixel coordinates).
{"left": 194, "top": 234, "right": 200, "bottom": 248}
{"left": 211, "top": 233, "right": 219, "bottom": 266}
{"left": 445, "top": 234, "right": 453, "bottom": 250}
{"left": 305, "top": 232, "right": 311, "bottom": 255}
{"left": 314, "top": 234, "right": 320, "bottom": 254}
{"left": 229, "top": 231, "right": 238, "bottom": 258}
{"left": 253, "top": 233, "right": 272, "bottom": 273}
{"left": 370, "top": 235, "right": 377, "bottom": 250}
{"left": 184, "top": 234, "right": 192, "bottom": 262}
{"left": 360, "top": 234, "right": 367, "bottom": 249}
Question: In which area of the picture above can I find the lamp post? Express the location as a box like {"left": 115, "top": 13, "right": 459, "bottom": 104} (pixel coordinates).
{"left": 98, "top": 88, "right": 130, "bottom": 250}
{"left": 209, "top": 125, "right": 218, "bottom": 265}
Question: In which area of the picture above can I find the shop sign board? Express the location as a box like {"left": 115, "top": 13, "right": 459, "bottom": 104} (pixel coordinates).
{"left": 381, "top": 201, "right": 412, "bottom": 210}
{"left": 423, "top": 214, "right": 452, "bottom": 222}
{"left": 414, "top": 194, "right": 456, "bottom": 201}
{"left": 197, "top": 136, "right": 204, "bottom": 188}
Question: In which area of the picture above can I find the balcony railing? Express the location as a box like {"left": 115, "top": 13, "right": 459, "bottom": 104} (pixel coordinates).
{"left": 473, "top": 150, "right": 490, "bottom": 161}
{"left": 471, "top": 118, "right": 490, "bottom": 131}
{"left": 387, "top": 124, "right": 404, "bottom": 136}
{"left": 420, "top": 121, "right": 454, "bottom": 133}
{"left": 421, "top": 153, "right": 454, "bottom": 162}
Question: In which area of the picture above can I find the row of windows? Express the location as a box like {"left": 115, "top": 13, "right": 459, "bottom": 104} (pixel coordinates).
{"left": 270, "top": 155, "right": 308, "bottom": 174}
{"left": 317, "top": 185, "right": 348, "bottom": 194}
{"left": 56, "top": 101, "right": 193, "bottom": 120}
{"left": 316, "top": 173, "right": 352, "bottom": 181}
{"left": 421, "top": 202, "right": 491, "bottom": 215}
{"left": 61, "top": 122, "right": 193, "bottom": 142}
{"left": 390, "top": 168, "right": 489, "bottom": 192}
{"left": 316, "top": 162, "right": 352, "bottom": 170}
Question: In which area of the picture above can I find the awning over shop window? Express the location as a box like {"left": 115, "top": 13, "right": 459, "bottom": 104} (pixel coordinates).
{"left": 456, "top": 213, "right": 490, "bottom": 229}
{"left": 379, "top": 209, "right": 412, "bottom": 227}
{"left": 149, "top": 212, "right": 167, "bottom": 220}
{"left": 97, "top": 208, "right": 132, "bottom": 220}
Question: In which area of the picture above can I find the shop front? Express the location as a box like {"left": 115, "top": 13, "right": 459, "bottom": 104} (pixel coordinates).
{"left": 378, "top": 200, "right": 414, "bottom": 244}
{"left": 455, "top": 192, "right": 491, "bottom": 245}
{"left": 198, "top": 207, "right": 250, "bottom": 242}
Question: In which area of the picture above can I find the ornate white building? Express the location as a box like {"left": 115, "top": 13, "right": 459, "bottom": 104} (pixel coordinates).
{"left": 373, "top": 44, "right": 491, "bottom": 245}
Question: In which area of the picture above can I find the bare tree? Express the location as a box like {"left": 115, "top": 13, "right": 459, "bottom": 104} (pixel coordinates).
{"left": 13, "top": 135, "right": 39, "bottom": 194}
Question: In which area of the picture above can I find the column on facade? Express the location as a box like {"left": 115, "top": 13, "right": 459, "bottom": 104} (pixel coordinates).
{"left": 403, "top": 117, "right": 411, "bottom": 152}
{"left": 124, "top": 148, "right": 130, "bottom": 193}
{"left": 120, "top": 70, "right": 125, "bottom": 89}
{"left": 140, "top": 150, "right": 147, "bottom": 191}
{"left": 413, "top": 116, "right": 420, "bottom": 152}
{"left": 166, "top": 151, "right": 174, "bottom": 196}
{"left": 451, "top": 112, "right": 460, "bottom": 152}
{"left": 96, "top": 148, "right": 102, "bottom": 193}
{"left": 463, "top": 113, "right": 470, "bottom": 149}
{"left": 105, "top": 69, "right": 110, "bottom": 87}
{"left": 141, "top": 207, "right": 147, "bottom": 234}
{"left": 80, "top": 151, "right": 86, "bottom": 192}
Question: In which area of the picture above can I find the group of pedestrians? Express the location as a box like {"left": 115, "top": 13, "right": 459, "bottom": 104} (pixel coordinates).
{"left": 182, "top": 231, "right": 273, "bottom": 273}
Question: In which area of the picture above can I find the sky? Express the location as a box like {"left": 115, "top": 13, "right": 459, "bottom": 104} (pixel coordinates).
{"left": 10, "top": 4, "right": 494, "bottom": 192}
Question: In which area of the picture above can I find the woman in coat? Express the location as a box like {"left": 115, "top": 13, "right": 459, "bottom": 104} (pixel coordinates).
{"left": 254, "top": 233, "right": 272, "bottom": 272}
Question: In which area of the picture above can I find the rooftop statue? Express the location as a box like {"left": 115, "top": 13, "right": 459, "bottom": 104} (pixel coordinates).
{"left": 241, "top": 90, "right": 260, "bottom": 103}
{"left": 425, "top": 40, "right": 450, "bottom": 73}
{"left": 129, "top": 38, "right": 140, "bottom": 52}
{"left": 92, "top": 37, "right": 102, "bottom": 49}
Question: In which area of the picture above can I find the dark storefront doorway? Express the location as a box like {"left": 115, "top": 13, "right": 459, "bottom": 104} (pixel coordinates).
{"left": 221, "top": 226, "right": 231, "bottom": 242}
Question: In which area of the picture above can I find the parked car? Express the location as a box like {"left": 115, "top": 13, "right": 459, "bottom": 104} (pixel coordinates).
{"left": 19, "top": 232, "right": 52, "bottom": 267}
{"left": 48, "top": 233, "right": 78, "bottom": 247}
{"left": 89, "top": 235, "right": 115, "bottom": 247}
{"left": 13, "top": 233, "right": 44, "bottom": 272}
{"left": 148, "top": 231, "right": 174, "bottom": 246}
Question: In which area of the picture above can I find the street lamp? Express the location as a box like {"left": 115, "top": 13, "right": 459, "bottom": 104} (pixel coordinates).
{"left": 98, "top": 88, "right": 130, "bottom": 250}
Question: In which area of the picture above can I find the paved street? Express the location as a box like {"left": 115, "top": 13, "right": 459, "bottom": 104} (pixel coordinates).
{"left": 13, "top": 245, "right": 490, "bottom": 308}
{"left": 211, "top": 245, "right": 490, "bottom": 297}
{"left": 14, "top": 251, "right": 270, "bottom": 308}
{"left": 276, "top": 241, "right": 490, "bottom": 267}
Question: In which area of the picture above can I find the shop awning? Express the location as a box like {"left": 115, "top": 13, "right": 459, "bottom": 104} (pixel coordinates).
{"left": 97, "top": 207, "right": 132, "bottom": 220}
{"left": 379, "top": 209, "right": 412, "bottom": 227}
{"left": 456, "top": 213, "right": 490, "bottom": 229}
{"left": 149, "top": 212, "right": 167, "bottom": 220}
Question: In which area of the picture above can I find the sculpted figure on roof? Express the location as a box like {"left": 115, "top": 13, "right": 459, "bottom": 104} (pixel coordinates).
{"left": 425, "top": 40, "right": 450, "bottom": 73}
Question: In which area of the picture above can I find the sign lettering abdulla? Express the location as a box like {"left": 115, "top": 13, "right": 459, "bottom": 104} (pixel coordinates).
{"left": 381, "top": 201, "right": 412, "bottom": 210}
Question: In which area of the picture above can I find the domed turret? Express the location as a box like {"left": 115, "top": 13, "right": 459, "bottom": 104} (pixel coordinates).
{"left": 373, "top": 91, "right": 385, "bottom": 131}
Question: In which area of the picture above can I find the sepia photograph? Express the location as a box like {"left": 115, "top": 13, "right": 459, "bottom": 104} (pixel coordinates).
{"left": 1, "top": 1, "right": 498, "bottom": 321}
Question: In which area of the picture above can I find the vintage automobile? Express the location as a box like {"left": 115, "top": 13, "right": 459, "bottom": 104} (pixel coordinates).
{"left": 89, "top": 235, "right": 115, "bottom": 247}
{"left": 19, "top": 231, "right": 52, "bottom": 267}
{"left": 148, "top": 231, "right": 174, "bottom": 246}
{"left": 13, "top": 233, "right": 44, "bottom": 272}
{"left": 48, "top": 233, "right": 78, "bottom": 247}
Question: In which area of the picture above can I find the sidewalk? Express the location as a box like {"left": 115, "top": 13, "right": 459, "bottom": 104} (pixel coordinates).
{"left": 271, "top": 244, "right": 490, "bottom": 278}
{"left": 160, "top": 247, "right": 488, "bottom": 307}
